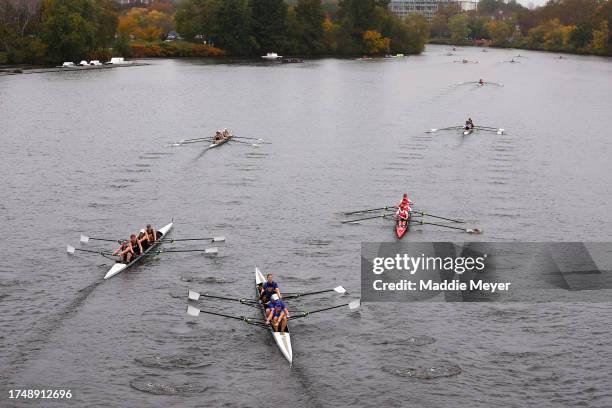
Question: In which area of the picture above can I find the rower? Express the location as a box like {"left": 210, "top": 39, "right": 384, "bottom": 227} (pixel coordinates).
{"left": 214, "top": 131, "right": 222, "bottom": 142}
{"left": 397, "top": 206, "right": 410, "bottom": 227}
{"left": 265, "top": 294, "right": 289, "bottom": 333}
{"left": 129, "top": 234, "right": 143, "bottom": 256}
{"left": 478, "top": 79, "right": 484, "bottom": 85}
{"left": 146, "top": 224, "right": 158, "bottom": 243}
{"left": 396, "top": 193, "right": 414, "bottom": 211}
{"left": 465, "top": 118, "right": 474, "bottom": 130}
{"left": 112, "top": 240, "right": 134, "bottom": 263}
{"left": 137, "top": 229, "right": 150, "bottom": 252}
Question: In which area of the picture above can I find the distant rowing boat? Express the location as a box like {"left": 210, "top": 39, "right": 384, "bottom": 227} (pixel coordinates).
{"left": 209, "top": 134, "right": 232, "bottom": 149}
{"left": 104, "top": 222, "right": 173, "bottom": 279}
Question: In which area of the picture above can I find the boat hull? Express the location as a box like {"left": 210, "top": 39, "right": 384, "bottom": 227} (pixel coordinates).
{"left": 255, "top": 267, "right": 292, "bottom": 363}
{"left": 104, "top": 222, "right": 173, "bottom": 279}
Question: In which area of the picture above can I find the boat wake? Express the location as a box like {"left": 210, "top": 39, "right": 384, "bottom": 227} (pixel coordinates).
{"left": 130, "top": 374, "right": 211, "bottom": 395}
{"left": 382, "top": 363, "right": 462, "bottom": 379}
{"left": 7, "top": 280, "right": 102, "bottom": 374}
{"left": 134, "top": 353, "right": 212, "bottom": 369}
{"left": 372, "top": 335, "right": 436, "bottom": 347}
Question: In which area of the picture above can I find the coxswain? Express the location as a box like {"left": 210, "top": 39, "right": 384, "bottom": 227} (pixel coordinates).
{"left": 266, "top": 294, "right": 289, "bottom": 332}
{"left": 112, "top": 240, "right": 134, "bottom": 263}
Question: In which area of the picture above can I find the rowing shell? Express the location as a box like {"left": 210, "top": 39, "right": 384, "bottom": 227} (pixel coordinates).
{"left": 255, "top": 267, "right": 292, "bottom": 363}
{"left": 463, "top": 127, "right": 474, "bottom": 136}
{"left": 209, "top": 135, "right": 232, "bottom": 149}
{"left": 395, "top": 212, "right": 411, "bottom": 239}
{"left": 104, "top": 222, "right": 173, "bottom": 280}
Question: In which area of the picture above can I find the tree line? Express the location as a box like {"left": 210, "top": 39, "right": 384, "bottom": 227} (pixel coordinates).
{"left": 0, "top": 0, "right": 428, "bottom": 65}
{"left": 431, "top": 0, "right": 611, "bottom": 55}
{"left": 174, "top": 0, "right": 428, "bottom": 55}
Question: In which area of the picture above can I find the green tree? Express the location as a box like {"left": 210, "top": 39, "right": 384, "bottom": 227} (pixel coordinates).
{"left": 448, "top": 14, "right": 470, "bottom": 44}
{"left": 41, "top": 0, "right": 117, "bottom": 63}
{"left": 569, "top": 21, "right": 594, "bottom": 50}
{"left": 215, "top": 0, "right": 255, "bottom": 55}
{"left": 486, "top": 19, "right": 513, "bottom": 47}
{"left": 250, "top": 0, "right": 288, "bottom": 53}
{"left": 295, "top": 0, "right": 325, "bottom": 53}
{"left": 175, "top": 0, "right": 220, "bottom": 43}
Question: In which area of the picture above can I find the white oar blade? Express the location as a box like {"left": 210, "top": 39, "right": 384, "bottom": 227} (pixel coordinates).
{"left": 205, "top": 247, "right": 218, "bottom": 255}
{"left": 80, "top": 235, "right": 89, "bottom": 243}
{"left": 348, "top": 299, "right": 361, "bottom": 310}
{"left": 333, "top": 286, "right": 347, "bottom": 294}
{"left": 213, "top": 236, "right": 226, "bottom": 242}
{"left": 186, "top": 305, "right": 201, "bottom": 317}
{"left": 66, "top": 245, "right": 75, "bottom": 254}
{"left": 497, "top": 129, "right": 505, "bottom": 134}
{"left": 427, "top": 128, "right": 438, "bottom": 133}
{"left": 188, "top": 290, "right": 200, "bottom": 301}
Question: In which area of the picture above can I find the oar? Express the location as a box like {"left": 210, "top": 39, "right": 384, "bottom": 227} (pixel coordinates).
{"left": 230, "top": 139, "right": 260, "bottom": 147}
{"left": 475, "top": 127, "right": 505, "bottom": 134}
{"left": 410, "top": 220, "right": 482, "bottom": 234}
{"left": 410, "top": 211, "right": 465, "bottom": 223}
{"left": 80, "top": 235, "right": 121, "bottom": 244}
{"left": 343, "top": 206, "right": 394, "bottom": 216}
{"left": 233, "top": 135, "right": 271, "bottom": 143}
{"left": 176, "top": 138, "right": 212, "bottom": 145}
{"left": 165, "top": 236, "right": 225, "bottom": 243}
{"left": 289, "top": 299, "right": 361, "bottom": 320}
{"left": 188, "top": 290, "right": 259, "bottom": 306}
{"left": 342, "top": 214, "right": 387, "bottom": 224}
{"left": 155, "top": 248, "right": 218, "bottom": 254}
{"left": 186, "top": 305, "right": 267, "bottom": 327}
{"left": 426, "top": 126, "right": 461, "bottom": 133}
{"left": 66, "top": 245, "right": 112, "bottom": 255}
{"left": 284, "top": 286, "right": 347, "bottom": 300}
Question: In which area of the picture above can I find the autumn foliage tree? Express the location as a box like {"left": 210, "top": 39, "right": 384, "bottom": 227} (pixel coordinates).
{"left": 118, "top": 7, "right": 174, "bottom": 41}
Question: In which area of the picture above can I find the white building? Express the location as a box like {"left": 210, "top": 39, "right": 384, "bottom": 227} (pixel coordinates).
{"left": 389, "top": 0, "right": 478, "bottom": 22}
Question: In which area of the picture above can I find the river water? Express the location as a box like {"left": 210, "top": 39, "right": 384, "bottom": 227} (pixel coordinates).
{"left": 1, "top": 45, "right": 611, "bottom": 407}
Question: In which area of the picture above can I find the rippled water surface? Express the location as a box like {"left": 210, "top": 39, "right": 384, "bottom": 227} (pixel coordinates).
{"left": 1, "top": 45, "right": 612, "bottom": 407}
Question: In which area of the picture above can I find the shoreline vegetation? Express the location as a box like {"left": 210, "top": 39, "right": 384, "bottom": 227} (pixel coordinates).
{"left": 1, "top": 0, "right": 610, "bottom": 67}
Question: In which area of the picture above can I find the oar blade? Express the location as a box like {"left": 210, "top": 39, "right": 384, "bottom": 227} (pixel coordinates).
{"left": 186, "top": 305, "right": 201, "bottom": 317}
{"left": 188, "top": 290, "right": 200, "bottom": 301}
{"left": 426, "top": 128, "right": 438, "bottom": 133}
{"left": 205, "top": 247, "right": 218, "bottom": 255}
{"left": 333, "top": 286, "right": 347, "bottom": 294}
{"left": 80, "top": 234, "right": 89, "bottom": 243}
{"left": 348, "top": 299, "right": 361, "bottom": 310}
{"left": 213, "top": 236, "right": 226, "bottom": 242}
{"left": 66, "top": 245, "right": 75, "bottom": 254}
{"left": 497, "top": 129, "right": 505, "bottom": 134}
